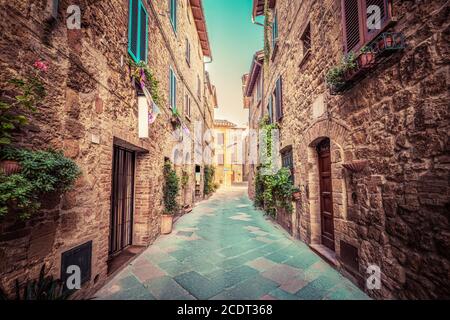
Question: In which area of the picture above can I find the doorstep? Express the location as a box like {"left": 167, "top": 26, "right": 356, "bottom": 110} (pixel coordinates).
{"left": 107, "top": 245, "right": 146, "bottom": 276}
{"left": 309, "top": 244, "right": 339, "bottom": 268}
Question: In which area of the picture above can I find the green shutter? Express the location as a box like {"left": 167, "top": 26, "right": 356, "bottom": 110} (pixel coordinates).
{"left": 139, "top": 1, "right": 148, "bottom": 63}
{"left": 128, "top": 0, "right": 139, "bottom": 62}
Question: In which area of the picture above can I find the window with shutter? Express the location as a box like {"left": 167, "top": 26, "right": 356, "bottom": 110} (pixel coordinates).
{"left": 281, "top": 148, "right": 294, "bottom": 182}
{"left": 342, "top": 0, "right": 391, "bottom": 53}
{"left": 170, "top": 68, "right": 177, "bottom": 110}
{"left": 128, "top": 0, "right": 140, "bottom": 62}
{"left": 342, "top": 0, "right": 363, "bottom": 53}
{"left": 272, "top": 12, "right": 279, "bottom": 48}
{"left": 170, "top": 0, "right": 177, "bottom": 32}
{"left": 186, "top": 38, "right": 191, "bottom": 66}
{"left": 139, "top": 3, "right": 148, "bottom": 62}
{"left": 275, "top": 77, "right": 283, "bottom": 121}
{"left": 128, "top": 0, "right": 148, "bottom": 63}
{"left": 267, "top": 95, "right": 273, "bottom": 124}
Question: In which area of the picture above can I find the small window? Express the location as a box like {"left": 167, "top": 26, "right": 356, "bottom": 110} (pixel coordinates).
{"left": 281, "top": 148, "right": 294, "bottom": 182}
{"left": 217, "top": 133, "right": 224, "bottom": 145}
{"left": 341, "top": 0, "right": 391, "bottom": 53}
{"left": 169, "top": 68, "right": 177, "bottom": 110}
{"left": 169, "top": 0, "right": 177, "bottom": 32}
{"left": 186, "top": 38, "right": 191, "bottom": 66}
{"left": 184, "top": 93, "right": 191, "bottom": 118}
{"left": 272, "top": 12, "right": 279, "bottom": 48}
{"left": 267, "top": 95, "right": 273, "bottom": 124}
{"left": 301, "top": 23, "right": 311, "bottom": 55}
{"left": 128, "top": 0, "right": 148, "bottom": 63}
{"left": 274, "top": 77, "right": 283, "bottom": 121}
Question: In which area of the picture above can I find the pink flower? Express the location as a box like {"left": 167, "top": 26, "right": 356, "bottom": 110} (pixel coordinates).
{"left": 33, "top": 60, "right": 49, "bottom": 73}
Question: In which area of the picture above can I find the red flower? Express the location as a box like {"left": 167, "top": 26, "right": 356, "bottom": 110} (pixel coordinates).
{"left": 33, "top": 60, "right": 49, "bottom": 72}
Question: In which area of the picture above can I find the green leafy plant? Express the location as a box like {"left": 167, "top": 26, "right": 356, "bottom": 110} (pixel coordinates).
{"left": 0, "top": 147, "right": 81, "bottom": 220}
{"left": 342, "top": 52, "right": 357, "bottom": 71}
{"left": 163, "top": 160, "right": 179, "bottom": 215}
{"left": 254, "top": 118, "right": 295, "bottom": 217}
{"left": 0, "top": 62, "right": 47, "bottom": 146}
{"left": 263, "top": 0, "right": 271, "bottom": 66}
{"left": 326, "top": 65, "right": 345, "bottom": 87}
{"left": 204, "top": 165, "right": 216, "bottom": 196}
{"left": 0, "top": 264, "right": 72, "bottom": 300}
{"left": 128, "top": 59, "right": 161, "bottom": 106}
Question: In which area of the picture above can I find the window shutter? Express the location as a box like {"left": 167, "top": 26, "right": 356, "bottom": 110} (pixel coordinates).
{"left": 276, "top": 77, "right": 283, "bottom": 121}
{"left": 342, "top": 0, "right": 364, "bottom": 53}
{"left": 128, "top": 0, "right": 139, "bottom": 62}
{"left": 268, "top": 96, "right": 273, "bottom": 124}
{"left": 170, "top": 0, "right": 177, "bottom": 31}
{"left": 139, "top": 2, "right": 148, "bottom": 63}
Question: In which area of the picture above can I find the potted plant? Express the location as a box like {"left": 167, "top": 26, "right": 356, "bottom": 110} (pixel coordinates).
{"left": 358, "top": 46, "right": 376, "bottom": 68}
{"left": 326, "top": 65, "right": 345, "bottom": 91}
{"left": 170, "top": 108, "right": 181, "bottom": 129}
{"left": 377, "top": 33, "right": 394, "bottom": 50}
{"left": 342, "top": 52, "right": 358, "bottom": 80}
{"left": 292, "top": 187, "right": 301, "bottom": 201}
{"left": 161, "top": 161, "right": 179, "bottom": 234}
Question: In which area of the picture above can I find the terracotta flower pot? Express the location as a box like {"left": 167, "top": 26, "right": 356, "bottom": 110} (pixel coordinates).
{"left": 292, "top": 191, "right": 301, "bottom": 201}
{"left": 378, "top": 35, "right": 394, "bottom": 50}
{"left": 0, "top": 160, "right": 21, "bottom": 176}
{"left": 161, "top": 214, "right": 173, "bottom": 234}
{"left": 358, "top": 52, "right": 375, "bottom": 68}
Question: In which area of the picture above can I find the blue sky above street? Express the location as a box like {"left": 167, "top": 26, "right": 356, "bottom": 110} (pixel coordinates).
{"left": 203, "top": 0, "right": 263, "bottom": 127}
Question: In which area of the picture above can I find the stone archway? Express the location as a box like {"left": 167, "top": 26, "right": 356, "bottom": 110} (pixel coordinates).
{"left": 297, "top": 119, "right": 352, "bottom": 257}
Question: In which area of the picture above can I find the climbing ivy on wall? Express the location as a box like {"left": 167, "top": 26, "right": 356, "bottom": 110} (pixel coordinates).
{"left": 263, "top": 0, "right": 271, "bottom": 67}
{"left": 254, "top": 116, "right": 296, "bottom": 217}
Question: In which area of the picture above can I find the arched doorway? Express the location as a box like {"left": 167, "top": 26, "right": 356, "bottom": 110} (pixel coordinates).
{"left": 317, "top": 138, "right": 335, "bottom": 251}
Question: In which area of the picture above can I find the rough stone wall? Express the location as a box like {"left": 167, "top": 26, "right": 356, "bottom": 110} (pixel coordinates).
{"left": 0, "top": 0, "right": 210, "bottom": 299}
{"left": 259, "top": 0, "right": 449, "bottom": 299}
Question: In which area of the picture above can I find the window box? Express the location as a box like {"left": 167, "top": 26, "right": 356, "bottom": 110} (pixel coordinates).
{"left": 327, "top": 32, "right": 405, "bottom": 95}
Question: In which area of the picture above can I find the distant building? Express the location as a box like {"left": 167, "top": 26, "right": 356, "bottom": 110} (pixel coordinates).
{"left": 213, "top": 120, "right": 247, "bottom": 187}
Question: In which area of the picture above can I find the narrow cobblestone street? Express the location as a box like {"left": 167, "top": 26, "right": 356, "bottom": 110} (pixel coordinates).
{"left": 95, "top": 186, "right": 369, "bottom": 300}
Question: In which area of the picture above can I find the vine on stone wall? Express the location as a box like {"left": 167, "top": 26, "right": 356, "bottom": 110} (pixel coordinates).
{"left": 263, "top": 0, "right": 271, "bottom": 67}
{"left": 254, "top": 116, "right": 296, "bottom": 217}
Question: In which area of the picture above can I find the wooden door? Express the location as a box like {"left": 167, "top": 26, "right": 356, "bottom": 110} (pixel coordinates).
{"left": 317, "top": 139, "right": 335, "bottom": 251}
{"left": 109, "top": 146, "right": 135, "bottom": 256}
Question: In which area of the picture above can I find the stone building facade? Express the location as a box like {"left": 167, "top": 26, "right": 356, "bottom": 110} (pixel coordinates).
{"left": 0, "top": 0, "right": 214, "bottom": 299}
{"left": 213, "top": 120, "right": 247, "bottom": 187}
{"left": 244, "top": 0, "right": 449, "bottom": 299}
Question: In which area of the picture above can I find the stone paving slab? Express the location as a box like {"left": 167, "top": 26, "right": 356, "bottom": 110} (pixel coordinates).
{"left": 95, "top": 186, "right": 369, "bottom": 300}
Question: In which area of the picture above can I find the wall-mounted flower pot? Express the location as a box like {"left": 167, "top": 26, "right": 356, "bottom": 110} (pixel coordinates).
{"left": 0, "top": 160, "right": 21, "bottom": 176}
{"left": 161, "top": 214, "right": 173, "bottom": 234}
{"left": 358, "top": 52, "right": 375, "bottom": 68}
{"left": 342, "top": 160, "right": 368, "bottom": 173}
{"left": 292, "top": 191, "right": 301, "bottom": 201}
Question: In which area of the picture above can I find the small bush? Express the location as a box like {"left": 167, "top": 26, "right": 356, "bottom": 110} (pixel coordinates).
{"left": 163, "top": 161, "right": 179, "bottom": 215}
{"left": 0, "top": 147, "right": 81, "bottom": 220}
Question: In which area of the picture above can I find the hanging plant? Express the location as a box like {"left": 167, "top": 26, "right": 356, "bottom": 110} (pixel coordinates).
{"left": 0, "top": 60, "right": 47, "bottom": 146}
{"left": 0, "top": 147, "right": 81, "bottom": 220}
{"left": 128, "top": 59, "right": 161, "bottom": 106}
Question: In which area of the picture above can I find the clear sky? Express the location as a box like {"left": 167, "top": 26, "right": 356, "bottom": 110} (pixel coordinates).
{"left": 203, "top": 0, "right": 263, "bottom": 127}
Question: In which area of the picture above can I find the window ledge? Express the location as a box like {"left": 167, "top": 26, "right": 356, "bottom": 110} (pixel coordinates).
{"left": 298, "top": 49, "right": 311, "bottom": 68}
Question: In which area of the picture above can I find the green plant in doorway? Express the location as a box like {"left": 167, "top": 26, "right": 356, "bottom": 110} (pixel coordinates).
{"left": 204, "top": 165, "right": 216, "bottom": 196}
{"left": 163, "top": 160, "right": 179, "bottom": 215}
